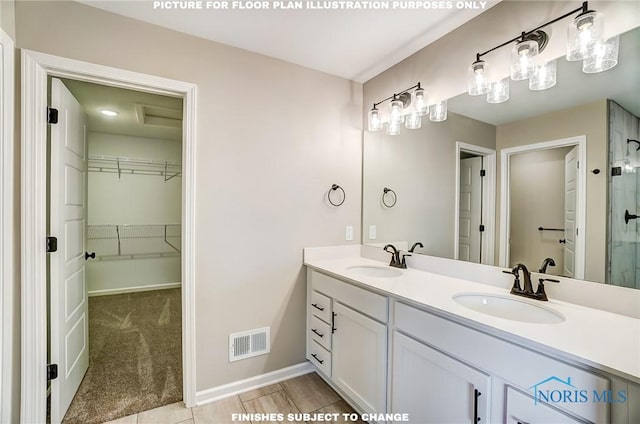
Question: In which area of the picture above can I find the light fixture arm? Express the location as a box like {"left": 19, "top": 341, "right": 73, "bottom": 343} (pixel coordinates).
{"left": 372, "top": 82, "right": 422, "bottom": 109}
{"left": 475, "top": 1, "right": 588, "bottom": 60}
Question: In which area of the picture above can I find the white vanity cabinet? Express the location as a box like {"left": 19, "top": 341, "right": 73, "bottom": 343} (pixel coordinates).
{"left": 306, "top": 269, "right": 388, "bottom": 416}
{"left": 392, "top": 331, "right": 490, "bottom": 423}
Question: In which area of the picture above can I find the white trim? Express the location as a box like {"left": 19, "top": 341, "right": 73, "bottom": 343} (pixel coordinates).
{"left": 195, "top": 362, "right": 314, "bottom": 406}
{"left": 0, "top": 28, "right": 15, "bottom": 424}
{"left": 498, "top": 136, "right": 587, "bottom": 279}
{"left": 88, "top": 282, "right": 182, "bottom": 297}
{"left": 21, "top": 50, "right": 198, "bottom": 423}
{"left": 454, "top": 142, "right": 496, "bottom": 266}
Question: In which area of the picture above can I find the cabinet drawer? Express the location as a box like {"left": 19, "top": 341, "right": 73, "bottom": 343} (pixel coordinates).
{"left": 505, "top": 386, "right": 580, "bottom": 423}
{"left": 311, "top": 270, "right": 388, "bottom": 323}
{"left": 308, "top": 340, "right": 332, "bottom": 377}
{"left": 310, "top": 314, "right": 331, "bottom": 351}
{"left": 310, "top": 290, "right": 331, "bottom": 323}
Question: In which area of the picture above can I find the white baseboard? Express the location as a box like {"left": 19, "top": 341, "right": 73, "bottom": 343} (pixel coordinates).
{"left": 88, "top": 282, "right": 181, "bottom": 297}
{"left": 195, "top": 362, "right": 314, "bottom": 406}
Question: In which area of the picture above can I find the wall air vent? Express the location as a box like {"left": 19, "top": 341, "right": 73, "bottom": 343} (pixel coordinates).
{"left": 229, "top": 327, "right": 270, "bottom": 362}
{"left": 135, "top": 103, "right": 182, "bottom": 128}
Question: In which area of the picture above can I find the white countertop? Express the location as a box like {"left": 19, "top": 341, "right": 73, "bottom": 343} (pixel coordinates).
{"left": 304, "top": 253, "right": 640, "bottom": 383}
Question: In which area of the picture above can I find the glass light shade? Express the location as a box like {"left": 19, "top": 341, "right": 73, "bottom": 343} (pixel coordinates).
{"left": 529, "top": 60, "right": 557, "bottom": 91}
{"left": 468, "top": 60, "right": 490, "bottom": 96}
{"left": 389, "top": 99, "right": 405, "bottom": 124}
{"left": 583, "top": 36, "right": 619, "bottom": 73}
{"left": 386, "top": 120, "right": 401, "bottom": 135}
{"left": 429, "top": 100, "right": 447, "bottom": 122}
{"left": 567, "top": 11, "right": 604, "bottom": 61}
{"left": 413, "top": 87, "right": 428, "bottom": 116}
{"left": 510, "top": 40, "right": 538, "bottom": 80}
{"left": 405, "top": 111, "right": 422, "bottom": 129}
{"left": 367, "top": 108, "right": 382, "bottom": 132}
{"left": 486, "top": 77, "right": 509, "bottom": 103}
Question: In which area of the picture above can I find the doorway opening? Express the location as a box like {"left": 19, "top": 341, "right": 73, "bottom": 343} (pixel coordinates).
{"left": 47, "top": 77, "right": 184, "bottom": 423}
{"left": 21, "top": 50, "right": 196, "bottom": 424}
{"left": 499, "top": 136, "right": 586, "bottom": 279}
{"left": 454, "top": 142, "right": 496, "bottom": 265}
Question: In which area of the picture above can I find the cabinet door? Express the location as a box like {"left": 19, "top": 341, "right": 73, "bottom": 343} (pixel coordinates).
{"left": 332, "top": 302, "right": 387, "bottom": 415}
{"left": 505, "top": 387, "right": 583, "bottom": 424}
{"left": 392, "top": 331, "right": 490, "bottom": 424}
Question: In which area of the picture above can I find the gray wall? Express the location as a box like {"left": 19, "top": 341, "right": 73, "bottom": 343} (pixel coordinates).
{"left": 363, "top": 111, "right": 495, "bottom": 258}
{"left": 15, "top": 0, "right": 362, "bottom": 394}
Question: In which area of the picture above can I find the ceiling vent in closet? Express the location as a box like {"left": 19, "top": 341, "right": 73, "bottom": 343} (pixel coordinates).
{"left": 135, "top": 103, "right": 182, "bottom": 128}
{"left": 229, "top": 327, "right": 270, "bottom": 362}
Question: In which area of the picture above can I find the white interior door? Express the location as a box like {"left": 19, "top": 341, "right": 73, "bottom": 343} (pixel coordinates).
{"left": 458, "top": 156, "right": 482, "bottom": 263}
{"left": 563, "top": 146, "right": 578, "bottom": 278}
{"left": 50, "top": 78, "right": 89, "bottom": 424}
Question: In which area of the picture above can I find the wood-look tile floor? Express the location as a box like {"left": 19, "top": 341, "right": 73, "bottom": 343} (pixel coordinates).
{"left": 103, "top": 372, "right": 365, "bottom": 424}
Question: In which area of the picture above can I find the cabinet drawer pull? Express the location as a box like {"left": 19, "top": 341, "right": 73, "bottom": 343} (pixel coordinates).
{"left": 474, "top": 388, "right": 481, "bottom": 422}
{"left": 311, "top": 353, "right": 324, "bottom": 364}
{"left": 311, "top": 329, "right": 324, "bottom": 338}
{"left": 332, "top": 312, "right": 337, "bottom": 334}
{"left": 311, "top": 303, "right": 325, "bottom": 311}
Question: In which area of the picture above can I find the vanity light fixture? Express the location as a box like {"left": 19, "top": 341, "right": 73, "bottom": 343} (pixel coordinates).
{"left": 429, "top": 100, "right": 447, "bottom": 122}
{"left": 467, "top": 56, "right": 490, "bottom": 96}
{"left": 367, "top": 82, "right": 440, "bottom": 134}
{"left": 467, "top": 2, "right": 616, "bottom": 104}
{"left": 583, "top": 35, "right": 619, "bottom": 73}
{"left": 487, "top": 77, "right": 509, "bottom": 104}
{"left": 529, "top": 59, "right": 557, "bottom": 90}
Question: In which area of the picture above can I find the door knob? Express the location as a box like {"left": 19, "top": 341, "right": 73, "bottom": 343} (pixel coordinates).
{"left": 85, "top": 251, "right": 96, "bottom": 260}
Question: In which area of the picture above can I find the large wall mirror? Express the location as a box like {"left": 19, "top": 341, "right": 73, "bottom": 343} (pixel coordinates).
{"left": 362, "top": 26, "right": 640, "bottom": 289}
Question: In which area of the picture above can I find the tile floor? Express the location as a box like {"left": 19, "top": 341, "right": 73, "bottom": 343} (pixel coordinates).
{"left": 104, "top": 372, "right": 364, "bottom": 424}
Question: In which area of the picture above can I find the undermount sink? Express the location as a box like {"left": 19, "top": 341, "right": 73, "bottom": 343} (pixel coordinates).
{"left": 452, "top": 293, "right": 565, "bottom": 324}
{"left": 346, "top": 265, "right": 402, "bottom": 278}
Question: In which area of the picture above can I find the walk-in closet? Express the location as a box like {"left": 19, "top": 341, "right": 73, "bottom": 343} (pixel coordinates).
{"left": 47, "top": 78, "right": 184, "bottom": 424}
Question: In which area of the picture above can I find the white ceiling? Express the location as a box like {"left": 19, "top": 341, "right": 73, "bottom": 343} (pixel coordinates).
{"left": 62, "top": 78, "right": 183, "bottom": 140}
{"left": 77, "top": 0, "right": 499, "bottom": 82}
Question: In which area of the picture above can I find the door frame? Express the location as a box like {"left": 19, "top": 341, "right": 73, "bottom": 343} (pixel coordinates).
{"left": 498, "top": 135, "right": 586, "bottom": 278}
{"left": 0, "top": 28, "right": 15, "bottom": 423}
{"left": 21, "top": 49, "right": 197, "bottom": 423}
{"left": 454, "top": 142, "right": 496, "bottom": 265}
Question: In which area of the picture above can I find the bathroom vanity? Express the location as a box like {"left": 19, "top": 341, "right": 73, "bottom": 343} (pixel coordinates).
{"left": 304, "top": 246, "right": 640, "bottom": 424}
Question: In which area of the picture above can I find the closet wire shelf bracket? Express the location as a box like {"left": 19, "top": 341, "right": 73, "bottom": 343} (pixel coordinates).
{"left": 88, "top": 155, "right": 182, "bottom": 181}
{"left": 87, "top": 224, "right": 181, "bottom": 260}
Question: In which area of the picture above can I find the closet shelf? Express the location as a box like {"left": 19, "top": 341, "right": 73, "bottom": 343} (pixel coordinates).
{"left": 88, "top": 155, "right": 182, "bottom": 181}
{"left": 87, "top": 224, "right": 181, "bottom": 260}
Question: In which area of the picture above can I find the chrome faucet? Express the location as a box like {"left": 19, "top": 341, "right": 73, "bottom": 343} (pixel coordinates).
{"left": 503, "top": 263, "right": 559, "bottom": 301}
{"left": 383, "top": 244, "right": 407, "bottom": 269}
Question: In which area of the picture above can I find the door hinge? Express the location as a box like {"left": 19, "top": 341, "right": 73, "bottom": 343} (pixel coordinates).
{"left": 47, "top": 107, "right": 59, "bottom": 124}
{"left": 479, "top": 224, "right": 485, "bottom": 232}
{"left": 480, "top": 169, "right": 486, "bottom": 177}
{"left": 612, "top": 166, "right": 622, "bottom": 176}
{"left": 46, "top": 236, "right": 58, "bottom": 253}
{"left": 47, "top": 364, "right": 58, "bottom": 381}
{"left": 577, "top": 160, "right": 579, "bottom": 169}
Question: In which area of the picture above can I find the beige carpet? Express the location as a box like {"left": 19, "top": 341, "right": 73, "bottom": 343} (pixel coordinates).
{"left": 63, "top": 288, "right": 183, "bottom": 424}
